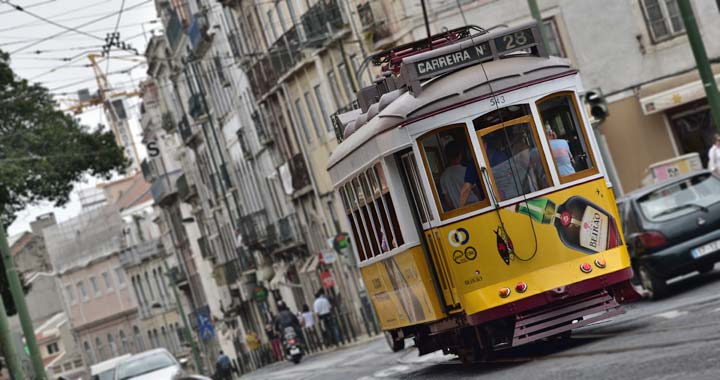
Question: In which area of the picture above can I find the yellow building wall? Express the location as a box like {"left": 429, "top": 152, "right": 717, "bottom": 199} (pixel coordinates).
{"left": 601, "top": 96, "right": 676, "bottom": 192}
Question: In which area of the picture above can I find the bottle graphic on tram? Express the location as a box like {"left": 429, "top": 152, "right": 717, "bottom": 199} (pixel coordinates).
{"left": 516, "top": 196, "right": 621, "bottom": 254}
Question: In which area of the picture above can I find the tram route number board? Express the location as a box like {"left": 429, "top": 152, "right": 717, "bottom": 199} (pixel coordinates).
{"left": 412, "top": 28, "right": 537, "bottom": 81}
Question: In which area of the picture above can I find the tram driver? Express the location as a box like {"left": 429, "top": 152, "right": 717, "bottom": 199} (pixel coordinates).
{"left": 440, "top": 141, "right": 479, "bottom": 210}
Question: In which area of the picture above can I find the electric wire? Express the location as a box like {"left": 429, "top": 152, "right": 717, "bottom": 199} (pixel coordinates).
{"left": 106, "top": 0, "right": 128, "bottom": 74}
{"left": 9, "top": 0, "right": 153, "bottom": 55}
{"left": 0, "top": 0, "right": 106, "bottom": 42}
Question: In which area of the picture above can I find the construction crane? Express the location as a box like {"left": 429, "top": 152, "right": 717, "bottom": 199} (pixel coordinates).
{"left": 59, "top": 53, "right": 145, "bottom": 172}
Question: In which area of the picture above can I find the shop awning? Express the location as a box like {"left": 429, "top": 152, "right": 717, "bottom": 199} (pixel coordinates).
{"left": 300, "top": 254, "right": 320, "bottom": 274}
{"left": 639, "top": 64, "right": 720, "bottom": 115}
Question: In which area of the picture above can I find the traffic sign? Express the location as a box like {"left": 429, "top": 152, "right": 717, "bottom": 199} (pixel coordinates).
{"left": 195, "top": 308, "right": 214, "bottom": 341}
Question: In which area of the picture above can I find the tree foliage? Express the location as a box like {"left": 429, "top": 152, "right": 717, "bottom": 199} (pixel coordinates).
{"left": 0, "top": 49, "right": 128, "bottom": 315}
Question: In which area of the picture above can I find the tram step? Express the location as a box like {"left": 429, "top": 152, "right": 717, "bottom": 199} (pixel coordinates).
{"left": 512, "top": 290, "right": 623, "bottom": 347}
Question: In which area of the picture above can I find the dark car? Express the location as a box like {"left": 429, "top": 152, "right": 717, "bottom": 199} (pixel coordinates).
{"left": 617, "top": 171, "right": 720, "bottom": 299}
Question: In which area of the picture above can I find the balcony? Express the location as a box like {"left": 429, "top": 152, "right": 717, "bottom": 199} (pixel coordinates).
{"left": 238, "top": 210, "right": 271, "bottom": 249}
{"left": 301, "top": 0, "right": 345, "bottom": 48}
{"left": 188, "top": 93, "right": 208, "bottom": 122}
{"left": 217, "top": 0, "right": 241, "bottom": 8}
{"left": 288, "top": 153, "right": 311, "bottom": 193}
{"left": 161, "top": 112, "right": 175, "bottom": 132}
{"left": 165, "top": 9, "right": 185, "bottom": 54}
{"left": 223, "top": 258, "right": 242, "bottom": 285}
{"left": 188, "top": 12, "right": 214, "bottom": 57}
{"left": 141, "top": 159, "right": 153, "bottom": 182}
{"left": 150, "top": 171, "right": 182, "bottom": 205}
{"left": 251, "top": 111, "right": 272, "bottom": 146}
{"left": 177, "top": 115, "right": 199, "bottom": 146}
{"left": 176, "top": 174, "right": 198, "bottom": 202}
{"left": 357, "top": 0, "right": 391, "bottom": 43}
{"left": 119, "top": 239, "right": 165, "bottom": 268}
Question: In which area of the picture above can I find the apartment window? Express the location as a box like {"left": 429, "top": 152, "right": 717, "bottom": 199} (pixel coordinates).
{"left": 107, "top": 334, "right": 117, "bottom": 356}
{"left": 46, "top": 342, "right": 59, "bottom": 355}
{"left": 145, "top": 272, "right": 156, "bottom": 301}
{"left": 640, "top": 0, "right": 685, "bottom": 43}
{"left": 65, "top": 285, "right": 76, "bottom": 304}
{"left": 89, "top": 276, "right": 101, "bottom": 297}
{"left": 337, "top": 62, "right": 355, "bottom": 101}
{"left": 340, "top": 163, "right": 404, "bottom": 261}
{"left": 542, "top": 18, "right": 566, "bottom": 57}
{"left": 304, "top": 92, "right": 323, "bottom": 139}
{"left": 294, "top": 98, "right": 312, "bottom": 143}
{"left": 83, "top": 341, "right": 95, "bottom": 365}
{"left": 327, "top": 70, "right": 343, "bottom": 107}
{"left": 267, "top": 9, "right": 279, "bottom": 41}
{"left": 102, "top": 271, "right": 113, "bottom": 291}
{"left": 275, "top": 2, "right": 287, "bottom": 33}
{"left": 134, "top": 326, "right": 145, "bottom": 352}
{"left": 119, "top": 330, "right": 129, "bottom": 354}
{"left": 314, "top": 85, "right": 332, "bottom": 132}
{"left": 115, "top": 267, "right": 126, "bottom": 286}
{"left": 76, "top": 281, "right": 88, "bottom": 302}
{"left": 95, "top": 337, "right": 105, "bottom": 361}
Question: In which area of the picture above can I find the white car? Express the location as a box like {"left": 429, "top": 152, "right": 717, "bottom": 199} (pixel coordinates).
{"left": 91, "top": 354, "right": 132, "bottom": 380}
{"left": 114, "top": 348, "right": 184, "bottom": 380}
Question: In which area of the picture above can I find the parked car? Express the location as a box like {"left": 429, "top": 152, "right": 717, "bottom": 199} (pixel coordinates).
{"left": 617, "top": 170, "right": 720, "bottom": 299}
{"left": 114, "top": 348, "right": 184, "bottom": 380}
{"left": 91, "top": 354, "right": 132, "bottom": 380}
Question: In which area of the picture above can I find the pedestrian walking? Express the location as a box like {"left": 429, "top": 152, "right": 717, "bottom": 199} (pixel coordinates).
{"left": 214, "top": 351, "right": 233, "bottom": 380}
{"left": 314, "top": 289, "right": 341, "bottom": 346}
{"left": 708, "top": 134, "right": 720, "bottom": 176}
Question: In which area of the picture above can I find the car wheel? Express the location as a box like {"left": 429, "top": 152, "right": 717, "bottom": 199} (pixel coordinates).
{"left": 638, "top": 265, "right": 668, "bottom": 300}
{"left": 385, "top": 331, "right": 405, "bottom": 352}
{"left": 697, "top": 263, "right": 715, "bottom": 274}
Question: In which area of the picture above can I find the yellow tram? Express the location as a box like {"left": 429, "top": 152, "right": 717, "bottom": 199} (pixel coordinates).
{"left": 327, "top": 23, "right": 639, "bottom": 361}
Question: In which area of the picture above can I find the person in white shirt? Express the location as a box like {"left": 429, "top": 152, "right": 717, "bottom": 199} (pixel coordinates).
{"left": 313, "top": 289, "right": 340, "bottom": 346}
{"left": 301, "top": 304, "right": 314, "bottom": 328}
{"left": 709, "top": 134, "right": 720, "bottom": 176}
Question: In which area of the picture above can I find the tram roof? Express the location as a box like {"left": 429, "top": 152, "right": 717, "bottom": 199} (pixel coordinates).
{"left": 327, "top": 55, "right": 574, "bottom": 172}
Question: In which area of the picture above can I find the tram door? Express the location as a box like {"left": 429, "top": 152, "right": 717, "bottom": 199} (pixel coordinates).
{"left": 398, "top": 150, "right": 461, "bottom": 309}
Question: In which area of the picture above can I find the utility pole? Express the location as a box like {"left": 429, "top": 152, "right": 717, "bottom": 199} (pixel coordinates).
{"left": 677, "top": 0, "right": 720, "bottom": 133}
{"left": 163, "top": 260, "right": 204, "bottom": 374}
{"left": 0, "top": 226, "right": 45, "bottom": 380}
{"left": 0, "top": 277, "right": 25, "bottom": 380}
{"left": 527, "top": 0, "right": 549, "bottom": 50}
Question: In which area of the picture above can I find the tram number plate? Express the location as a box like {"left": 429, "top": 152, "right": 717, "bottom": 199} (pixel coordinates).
{"left": 691, "top": 239, "right": 720, "bottom": 259}
{"left": 495, "top": 28, "right": 536, "bottom": 53}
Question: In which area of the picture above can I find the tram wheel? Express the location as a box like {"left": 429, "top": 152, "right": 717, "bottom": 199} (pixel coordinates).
{"left": 457, "top": 327, "right": 493, "bottom": 364}
{"left": 638, "top": 265, "right": 668, "bottom": 300}
{"left": 385, "top": 331, "right": 405, "bottom": 352}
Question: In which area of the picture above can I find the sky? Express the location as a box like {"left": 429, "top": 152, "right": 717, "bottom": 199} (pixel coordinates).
{"left": 1, "top": 0, "right": 160, "bottom": 235}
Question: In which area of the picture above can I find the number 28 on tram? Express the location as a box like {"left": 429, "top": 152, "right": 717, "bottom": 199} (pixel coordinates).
{"left": 327, "top": 23, "right": 640, "bottom": 362}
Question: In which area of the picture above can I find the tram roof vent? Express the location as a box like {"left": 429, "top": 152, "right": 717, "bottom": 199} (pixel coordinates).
{"left": 398, "top": 21, "right": 547, "bottom": 96}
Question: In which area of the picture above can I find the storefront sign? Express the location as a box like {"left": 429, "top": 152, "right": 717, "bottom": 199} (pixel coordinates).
{"left": 640, "top": 73, "right": 720, "bottom": 115}
{"left": 320, "top": 271, "right": 335, "bottom": 289}
{"left": 320, "top": 249, "right": 337, "bottom": 264}
{"left": 253, "top": 286, "right": 268, "bottom": 302}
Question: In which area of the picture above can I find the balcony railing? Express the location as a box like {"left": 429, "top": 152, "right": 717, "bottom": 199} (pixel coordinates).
{"left": 176, "top": 173, "right": 198, "bottom": 202}
{"left": 357, "top": 1, "right": 391, "bottom": 43}
{"left": 277, "top": 214, "right": 300, "bottom": 243}
{"left": 238, "top": 210, "right": 270, "bottom": 248}
{"left": 188, "top": 93, "right": 207, "bottom": 121}
{"left": 177, "top": 115, "right": 199, "bottom": 145}
{"left": 301, "top": 0, "right": 345, "bottom": 48}
{"left": 188, "top": 12, "right": 214, "bottom": 57}
{"left": 119, "top": 239, "right": 165, "bottom": 268}
{"left": 288, "top": 153, "right": 311, "bottom": 192}
{"left": 150, "top": 171, "right": 182, "bottom": 205}
{"left": 223, "top": 258, "right": 242, "bottom": 285}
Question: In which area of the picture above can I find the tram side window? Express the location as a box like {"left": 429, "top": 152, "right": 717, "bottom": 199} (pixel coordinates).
{"left": 537, "top": 92, "right": 597, "bottom": 182}
{"left": 418, "top": 124, "right": 488, "bottom": 217}
{"left": 473, "top": 105, "right": 552, "bottom": 201}
{"left": 339, "top": 163, "right": 405, "bottom": 262}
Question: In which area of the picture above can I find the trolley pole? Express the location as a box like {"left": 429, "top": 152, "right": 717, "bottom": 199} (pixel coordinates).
{"left": 677, "top": 0, "right": 720, "bottom": 133}
{"left": 527, "top": 0, "right": 549, "bottom": 50}
{"left": 1, "top": 225, "right": 45, "bottom": 380}
{"left": 163, "top": 260, "right": 204, "bottom": 375}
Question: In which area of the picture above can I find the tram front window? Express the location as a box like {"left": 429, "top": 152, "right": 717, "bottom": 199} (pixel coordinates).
{"left": 474, "top": 106, "right": 551, "bottom": 201}
{"left": 418, "top": 124, "right": 488, "bottom": 217}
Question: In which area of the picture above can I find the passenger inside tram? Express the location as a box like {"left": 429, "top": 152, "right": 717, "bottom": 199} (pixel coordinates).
{"left": 440, "top": 141, "right": 479, "bottom": 209}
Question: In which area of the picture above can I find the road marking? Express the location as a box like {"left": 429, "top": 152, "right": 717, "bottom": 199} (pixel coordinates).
{"left": 654, "top": 310, "right": 688, "bottom": 319}
{"left": 374, "top": 365, "right": 411, "bottom": 377}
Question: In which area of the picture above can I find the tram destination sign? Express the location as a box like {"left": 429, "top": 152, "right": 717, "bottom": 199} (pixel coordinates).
{"left": 400, "top": 23, "right": 545, "bottom": 95}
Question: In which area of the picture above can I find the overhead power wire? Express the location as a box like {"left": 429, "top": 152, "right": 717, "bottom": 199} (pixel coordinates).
{"left": 106, "top": 0, "right": 128, "bottom": 75}
{"left": 0, "top": 0, "right": 105, "bottom": 42}
{"left": 0, "top": 0, "right": 53, "bottom": 15}
{"left": 0, "top": 0, "right": 125, "bottom": 33}
{"left": 9, "top": 0, "right": 153, "bottom": 55}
